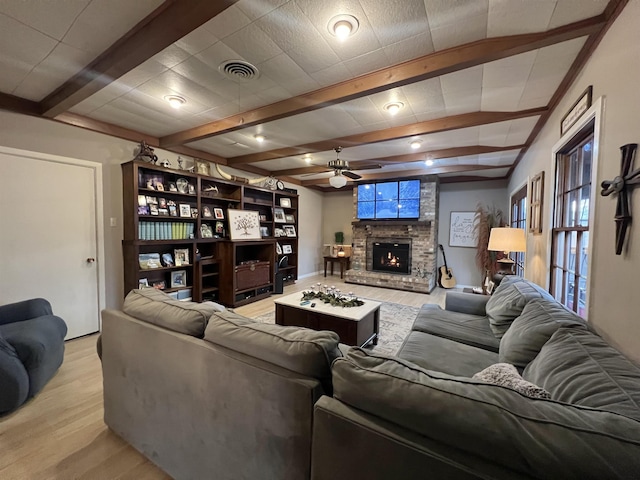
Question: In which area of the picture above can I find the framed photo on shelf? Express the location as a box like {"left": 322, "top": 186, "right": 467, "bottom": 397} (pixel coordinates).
{"left": 170, "top": 270, "right": 187, "bottom": 288}
{"left": 168, "top": 205, "right": 177, "bottom": 216}
{"left": 149, "top": 204, "right": 159, "bottom": 216}
{"left": 152, "top": 280, "right": 166, "bottom": 290}
{"left": 174, "top": 248, "right": 189, "bottom": 266}
{"left": 138, "top": 195, "right": 147, "bottom": 206}
{"left": 138, "top": 205, "right": 150, "bottom": 215}
{"left": 274, "top": 228, "right": 285, "bottom": 237}
{"left": 214, "top": 208, "right": 224, "bottom": 219}
{"left": 162, "top": 253, "right": 174, "bottom": 266}
{"left": 179, "top": 204, "right": 191, "bottom": 218}
{"left": 215, "top": 221, "right": 224, "bottom": 234}
{"left": 260, "top": 226, "right": 270, "bottom": 237}
{"left": 285, "top": 213, "right": 295, "bottom": 223}
{"left": 201, "top": 224, "right": 213, "bottom": 238}
{"left": 202, "top": 206, "right": 213, "bottom": 218}
{"left": 188, "top": 184, "right": 196, "bottom": 195}
{"left": 168, "top": 182, "right": 177, "bottom": 192}
{"left": 138, "top": 278, "right": 149, "bottom": 288}
{"left": 279, "top": 198, "right": 291, "bottom": 208}
{"left": 283, "top": 244, "right": 293, "bottom": 254}
{"left": 191, "top": 208, "right": 198, "bottom": 218}
{"left": 284, "top": 225, "right": 296, "bottom": 237}
{"left": 228, "top": 209, "right": 261, "bottom": 240}
{"left": 274, "top": 207, "right": 286, "bottom": 223}
{"left": 259, "top": 214, "right": 267, "bottom": 222}
{"left": 276, "top": 242, "right": 282, "bottom": 255}
{"left": 195, "top": 159, "right": 210, "bottom": 176}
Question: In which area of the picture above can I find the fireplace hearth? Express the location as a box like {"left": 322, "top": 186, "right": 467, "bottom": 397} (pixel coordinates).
{"left": 372, "top": 242, "right": 410, "bottom": 274}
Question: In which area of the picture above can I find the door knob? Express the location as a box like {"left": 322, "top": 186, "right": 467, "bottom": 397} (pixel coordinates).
{"left": 86, "top": 258, "right": 96, "bottom": 263}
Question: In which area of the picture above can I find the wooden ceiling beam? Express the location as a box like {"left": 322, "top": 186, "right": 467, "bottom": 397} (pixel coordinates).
{"left": 0, "top": 92, "right": 42, "bottom": 116}
{"left": 40, "top": 0, "right": 239, "bottom": 118}
{"left": 301, "top": 164, "right": 507, "bottom": 186}
{"left": 229, "top": 108, "right": 545, "bottom": 165}
{"left": 160, "top": 15, "right": 604, "bottom": 147}
{"left": 272, "top": 144, "right": 524, "bottom": 176}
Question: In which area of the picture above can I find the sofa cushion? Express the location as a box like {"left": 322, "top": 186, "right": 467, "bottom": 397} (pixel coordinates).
{"left": 412, "top": 304, "right": 499, "bottom": 352}
{"left": 332, "top": 347, "right": 640, "bottom": 479}
{"left": 122, "top": 289, "right": 225, "bottom": 337}
{"left": 485, "top": 278, "right": 554, "bottom": 338}
{"left": 398, "top": 330, "right": 497, "bottom": 377}
{"left": 473, "top": 363, "right": 550, "bottom": 399}
{"left": 0, "top": 331, "right": 29, "bottom": 414}
{"left": 499, "top": 298, "right": 587, "bottom": 367}
{"left": 204, "top": 310, "right": 341, "bottom": 391}
{"left": 524, "top": 327, "right": 640, "bottom": 422}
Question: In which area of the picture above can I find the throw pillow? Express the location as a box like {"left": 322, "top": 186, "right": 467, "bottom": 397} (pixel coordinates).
{"left": 473, "top": 363, "right": 551, "bottom": 399}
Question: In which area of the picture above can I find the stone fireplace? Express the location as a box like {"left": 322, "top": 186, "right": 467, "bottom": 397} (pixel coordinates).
{"left": 345, "top": 176, "right": 439, "bottom": 293}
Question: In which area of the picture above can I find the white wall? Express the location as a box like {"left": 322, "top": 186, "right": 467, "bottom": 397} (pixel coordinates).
{"left": 509, "top": 0, "right": 640, "bottom": 361}
{"left": 0, "top": 111, "right": 324, "bottom": 307}
{"left": 322, "top": 190, "right": 354, "bottom": 246}
{"left": 438, "top": 180, "right": 508, "bottom": 287}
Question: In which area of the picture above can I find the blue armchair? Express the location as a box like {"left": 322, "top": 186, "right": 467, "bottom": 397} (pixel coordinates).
{"left": 0, "top": 298, "right": 67, "bottom": 415}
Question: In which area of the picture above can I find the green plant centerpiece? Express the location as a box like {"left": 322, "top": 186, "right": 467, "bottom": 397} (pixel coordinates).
{"left": 334, "top": 231, "right": 344, "bottom": 244}
{"left": 473, "top": 203, "right": 505, "bottom": 290}
{"left": 301, "top": 285, "right": 363, "bottom": 308}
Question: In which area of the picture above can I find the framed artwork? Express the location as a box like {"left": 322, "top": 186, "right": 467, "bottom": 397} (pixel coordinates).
{"left": 179, "top": 204, "right": 191, "bottom": 218}
{"left": 529, "top": 171, "right": 544, "bottom": 235}
{"left": 285, "top": 213, "right": 295, "bottom": 223}
{"left": 195, "top": 159, "right": 210, "bottom": 176}
{"left": 561, "top": 86, "right": 592, "bottom": 136}
{"left": 228, "top": 209, "right": 261, "bottom": 240}
{"left": 276, "top": 242, "right": 282, "bottom": 255}
{"left": 138, "top": 205, "right": 150, "bottom": 215}
{"left": 202, "top": 206, "right": 213, "bottom": 218}
{"left": 214, "top": 208, "right": 224, "bottom": 219}
{"left": 279, "top": 198, "right": 291, "bottom": 208}
{"left": 284, "top": 225, "right": 296, "bottom": 237}
{"left": 449, "top": 211, "right": 477, "bottom": 247}
{"left": 170, "top": 270, "right": 187, "bottom": 288}
{"left": 274, "top": 207, "right": 286, "bottom": 223}
{"left": 174, "top": 248, "right": 189, "bottom": 266}
{"left": 283, "top": 244, "right": 293, "bottom": 254}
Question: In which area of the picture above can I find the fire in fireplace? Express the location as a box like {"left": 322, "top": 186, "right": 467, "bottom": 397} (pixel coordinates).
{"left": 371, "top": 242, "right": 410, "bottom": 274}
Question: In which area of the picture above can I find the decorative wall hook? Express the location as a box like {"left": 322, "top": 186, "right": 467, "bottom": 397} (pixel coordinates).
{"left": 600, "top": 143, "right": 640, "bottom": 254}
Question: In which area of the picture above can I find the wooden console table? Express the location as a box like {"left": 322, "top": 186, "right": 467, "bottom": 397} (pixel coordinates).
{"left": 323, "top": 255, "right": 350, "bottom": 279}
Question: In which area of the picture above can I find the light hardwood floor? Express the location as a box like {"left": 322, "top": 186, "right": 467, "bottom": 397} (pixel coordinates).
{"left": 0, "top": 274, "right": 447, "bottom": 479}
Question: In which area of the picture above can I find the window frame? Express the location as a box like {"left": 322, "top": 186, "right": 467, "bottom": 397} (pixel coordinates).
{"left": 510, "top": 185, "right": 527, "bottom": 277}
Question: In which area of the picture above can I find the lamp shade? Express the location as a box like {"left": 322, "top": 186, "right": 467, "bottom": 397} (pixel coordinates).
{"left": 487, "top": 227, "right": 526, "bottom": 253}
{"left": 329, "top": 173, "right": 347, "bottom": 188}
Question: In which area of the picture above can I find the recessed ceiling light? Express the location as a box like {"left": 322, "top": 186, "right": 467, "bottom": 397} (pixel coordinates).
{"left": 254, "top": 134, "right": 265, "bottom": 143}
{"left": 328, "top": 14, "right": 359, "bottom": 41}
{"left": 164, "top": 95, "right": 186, "bottom": 109}
{"left": 425, "top": 159, "right": 434, "bottom": 167}
{"left": 410, "top": 140, "right": 422, "bottom": 149}
{"left": 383, "top": 102, "right": 404, "bottom": 115}
{"left": 304, "top": 154, "right": 312, "bottom": 164}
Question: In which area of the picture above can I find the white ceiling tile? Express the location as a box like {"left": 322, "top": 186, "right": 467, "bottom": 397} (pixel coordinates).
{"left": 237, "top": 0, "right": 290, "bottom": 21}
{"left": 224, "top": 23, "right": 283, "bottom": 65}
{"left": 482, "top": 58, "right": 535, "bottom": 88}
{"left": 548, "top": 0, "right": 609, "bottom": 29}
{"left": 359, "top": 0, "right": 429, "bottom": 46}
{"left": 13, "top": 43, "right": 95, "bottom": 101}
{"left": 0, "top": 0, "right": 90, "bottom": 41}
{"left": 487, "top": 0, "right": 556, "bottom": 37}
{"left": 151, "top": 44, "right": 192, "bottom": 69}
{"left": 311, "top": 62, "right": 353, "bottom": 86}
{"left": 481, "top": 86, "right": 525, "bottom": 111}
{"left": 255, "top": 1, "right": 315, "bottom": 53}
{"left": 479, "top": 121, "right": 509, "bottom": 145}
{"left": 340, "top": 97, "right": 386, "bottom": 127}
{"left": 383, "top": 32, "right": 435, "bottom": 64}
{"left": 255, "top": 85, "right": 292, "bottom": 103}
{"left": 534, "top": 36, "right": 587, "bottom": 63}
{"left": 134, "top": 77, "right": 212, "bottom": 114}
{"left": 343, "top": 49, "right": 391, "bottom": 77}
{"left": 201, "top": 5, "right": 252, "bottom": 39}
{"left": 517, "top": 94, "right": 550, "bottom": 110}
{"left": 424, "top": 0, "right": 489, "bottom": 30}
{"left": 0, "top": 13, "right": 57, "bottom": 70}
{"left": 440, "top": 66, "right": 483, "bottom": 94}
{"left": 172, "top": 56, "right": 238, "bottom": 98}
{"left": 278, "top": 74, "right": 321, "bottom": 96}
{"left": 444, "top": 89, "right": 481, "bottom": 115}
{"left": 90, "top": 102, "right": 189, "bottom": 137}
{"left": 505, "top": 116, "right": 540, "bottom": 145}
{"left": 116, "top": 58, "right": 168, "bottom": 90}
{"left": 175, "top": 25, "right": 219, "bottom": 56}
{"left": 63, "top": 0, "right": 164, "bottom": 55}
{"left": 0, "top": 61, "right": 32, "bottom": 96}
{"left": 257, "top": 53, "right": 309, "bottom": 85}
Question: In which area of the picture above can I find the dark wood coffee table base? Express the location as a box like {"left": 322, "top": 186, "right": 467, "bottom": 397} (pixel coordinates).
{"left": 275, "top": 303, "right": 379, "bottom": 347}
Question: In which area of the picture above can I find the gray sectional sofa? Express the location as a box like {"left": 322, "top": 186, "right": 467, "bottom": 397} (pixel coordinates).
{"left": 100, "top": 278, "right": 640, "bottom": 480}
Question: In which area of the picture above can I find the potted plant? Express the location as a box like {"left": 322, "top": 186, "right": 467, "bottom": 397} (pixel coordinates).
{"left": 334, "top": 231, "right": 345, "bottom": 257}
{"left": 473, "top": 203, "right": 505, "bottom": 291}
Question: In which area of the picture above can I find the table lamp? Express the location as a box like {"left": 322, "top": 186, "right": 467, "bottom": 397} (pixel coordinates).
{"left": 487, "top": 227, "right": 526, "bottom": 274}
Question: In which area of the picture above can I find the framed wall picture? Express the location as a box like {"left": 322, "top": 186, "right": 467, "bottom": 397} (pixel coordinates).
{"left": 283, "top": 244, "right": 293, "bottom": 254}
{"left": 274, "top": 207, "right": 286, "bottom": 223}
{"left": 529, "top": 171, "right": 544, "bottom": 234}
{"left": 279, "top": 198, "right": 291, "bottom": 208}
{"left": 170, "top": 270, "right": 187, "bottom": 288}
{"left": 228, "top": 209, "right": 261, "bottom": 240}
{"left": 449, "top": 211, "right": 477, "bottom": 247}
{"left": 284, "top": 225, "right": 296, "bottom": 237}
{"left": 561, "top": 86, "right": 592, "bottom": 136}
{"left": 214, "top": 208, "right": 224, "bottom": 219}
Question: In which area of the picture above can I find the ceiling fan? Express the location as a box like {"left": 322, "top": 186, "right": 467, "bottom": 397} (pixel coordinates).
{"left": 328, "top": 146, "right": 362, "bottom": 181}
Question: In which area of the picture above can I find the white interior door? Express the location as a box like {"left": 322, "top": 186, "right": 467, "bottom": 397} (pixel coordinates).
{"left": 0, "top": 150, "right": 102, "bottom": 339}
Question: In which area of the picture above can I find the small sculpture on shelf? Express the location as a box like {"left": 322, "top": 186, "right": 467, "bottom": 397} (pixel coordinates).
{"left": 133, "top": 140, "right": 158, "bottom": 163}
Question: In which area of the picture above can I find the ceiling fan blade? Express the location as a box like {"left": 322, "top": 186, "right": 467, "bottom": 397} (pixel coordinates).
{"left": 348, "top": 163, "right": 382, "bottom": 171}
{"left": 342, "top": 170, "right": 362, "bottom": 180}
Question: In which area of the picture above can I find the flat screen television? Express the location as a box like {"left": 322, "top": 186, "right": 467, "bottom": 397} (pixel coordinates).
{"left": 356, "top": 179, "right": 420, "bottom": 219}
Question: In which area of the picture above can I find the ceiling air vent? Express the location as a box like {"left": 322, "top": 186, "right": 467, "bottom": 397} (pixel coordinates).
{"left": 219, "top": 60, "right": 260, "bottom": 81}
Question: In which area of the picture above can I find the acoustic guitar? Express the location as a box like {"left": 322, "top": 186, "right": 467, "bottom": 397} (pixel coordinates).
{"left": 438, "top": 244, "right": 457, "bottom": 289}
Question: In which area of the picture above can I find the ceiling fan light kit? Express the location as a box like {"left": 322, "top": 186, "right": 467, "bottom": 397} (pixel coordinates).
{"left": 329, "top": 173, "right": 348, "bottom": 188}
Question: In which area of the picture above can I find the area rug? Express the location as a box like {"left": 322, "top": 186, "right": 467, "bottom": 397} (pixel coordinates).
{"left": 252, "top": 301, "right": 421, "bottom": 356}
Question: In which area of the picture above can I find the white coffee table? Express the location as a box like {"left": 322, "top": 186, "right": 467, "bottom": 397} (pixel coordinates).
{"left": 274, "top": 292, "right": 381, "bottom": 347}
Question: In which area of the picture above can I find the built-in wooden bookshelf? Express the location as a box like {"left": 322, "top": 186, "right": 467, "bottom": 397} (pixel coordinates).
{"left": 121, "top": 160, "right": 299, "bottom": 306}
